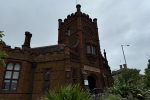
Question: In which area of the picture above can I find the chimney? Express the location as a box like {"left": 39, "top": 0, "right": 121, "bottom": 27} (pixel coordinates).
{"left": 22, "top": 31, "right": 32, "bottom": 50}
{"left": 120, "top": 65, "right": 122, "bottom": 69}
{"left": 76, "top": 4, "right": 81, "bottom": 16}
{"left": 123, "top": 64, "right": 127, "bottom": 68}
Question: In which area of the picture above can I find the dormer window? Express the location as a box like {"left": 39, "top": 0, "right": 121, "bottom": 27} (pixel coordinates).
{"left": 68, "top": 30, "right": 70, "bottom": 36}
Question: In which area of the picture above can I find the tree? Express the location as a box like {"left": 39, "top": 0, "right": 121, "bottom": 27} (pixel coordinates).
{"left": 144, "top": 59, "right": 150, "bottom": 89}
{"left": 0, "top": 31, "right": 8, "bottom": 67}
{"left": 109, "top": 68, "right": 149, "bottom": 100}
{"left": 117, "top": 68, "right": 141, "bottom": 84}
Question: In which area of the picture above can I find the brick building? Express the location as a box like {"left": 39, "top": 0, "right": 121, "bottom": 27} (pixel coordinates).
{"left": 0, "top": 4, "right": 113, "bottom": 100}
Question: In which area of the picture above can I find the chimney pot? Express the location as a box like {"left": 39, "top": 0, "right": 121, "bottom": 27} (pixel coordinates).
{"left": 123, "top": 64, "right": 127, "bottom": 68}
{"left": 120, "top": 65, "right": 122, "bottom": 69}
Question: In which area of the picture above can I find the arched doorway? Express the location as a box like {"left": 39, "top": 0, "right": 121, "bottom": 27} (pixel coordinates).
{"left": 88, "top": 76, "right": 96, "bottom": 93}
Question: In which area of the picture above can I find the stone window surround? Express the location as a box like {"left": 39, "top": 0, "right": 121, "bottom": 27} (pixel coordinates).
{"left": 1, "top": 61, "right": 21, "bottom": 93}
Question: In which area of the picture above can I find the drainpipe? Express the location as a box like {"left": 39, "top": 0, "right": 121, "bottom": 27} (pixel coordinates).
{"left": 30, "top": 62, "right": 37, "bottom": 100}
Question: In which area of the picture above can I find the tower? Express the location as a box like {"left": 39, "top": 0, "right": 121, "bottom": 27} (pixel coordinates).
{"left": 58, "top": 4, "right": 113, "bottom": 91}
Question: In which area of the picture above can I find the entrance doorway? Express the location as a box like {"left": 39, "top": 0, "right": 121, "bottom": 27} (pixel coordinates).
{"left": 88, "top": 76, "right": 96, "bottom": 93}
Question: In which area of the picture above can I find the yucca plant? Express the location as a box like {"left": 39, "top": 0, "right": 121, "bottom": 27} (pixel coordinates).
{"left": 42, "top": 84, "right": 94, "bottom": 100}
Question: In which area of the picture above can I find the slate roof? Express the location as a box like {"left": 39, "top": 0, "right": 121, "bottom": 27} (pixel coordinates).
{"left": 28, "top": 44, "right": 65, "bottom": 55}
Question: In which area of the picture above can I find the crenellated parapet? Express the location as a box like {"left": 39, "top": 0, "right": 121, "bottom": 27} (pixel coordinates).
{"left": 58, "top": 4, "right": 97, "bottom": 29}
{"left": 58, "top": 13, "right": 76, "bottom": 29}
{"left": 81, "top": 13, "right": 97, "bottom": 28}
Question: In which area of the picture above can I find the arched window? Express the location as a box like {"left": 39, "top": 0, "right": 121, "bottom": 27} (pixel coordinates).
{"left": 104, "top": 75, "right": 109, "bottom": 88}
{"left": 72, "top": 70, "right": 76, "bottom": 85}
{"left": 2, "top": 63, "right": 20, "bottom": 91}
{"left": 45, "top": 71, "right": 50, "bottom": 90}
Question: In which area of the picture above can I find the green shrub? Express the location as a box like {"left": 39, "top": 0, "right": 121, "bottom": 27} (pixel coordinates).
{"left": 109, "top": 78, "right": 150, "bottom": 100}
{"left": 42, "top": 84, "right": 94, "bottom": 100}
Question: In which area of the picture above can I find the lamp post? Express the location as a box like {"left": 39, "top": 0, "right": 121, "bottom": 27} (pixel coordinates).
{"left": 121, "top": 45, "right": 129, "bottom": 68}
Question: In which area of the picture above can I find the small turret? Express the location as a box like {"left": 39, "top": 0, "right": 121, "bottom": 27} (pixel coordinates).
{"left": 58, "top": 19, "right": 62, "bottom": 29}
{"left": 76, "top": 4, "right": 81, "bottom": 15}
{"left": 93, "top": 18, "right": 97, "bottom": 28}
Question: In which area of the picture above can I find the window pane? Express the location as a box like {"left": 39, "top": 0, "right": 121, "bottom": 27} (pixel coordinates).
{"left": 92, "top": 46, "right": 94, "bottom": 54}
{"left": 10, "top": 80, "right": 17, "bottom": 91}
{"left": 87, "top": 45, "right": 91, "bottom": 53}
{"left": 73, "top": 79, "right": 76, "bottom": 85}
{"left": 2, "top": 80, "right": 10, "bottom": 91}
{"left": 45, "top": 71, "right": 50, "bottom": 80}
{"left": 7, "top": 63, "right": 13, "bottom": 70}
{"left": 72, "top": 71, "right": 76, "bottom": 79}
{"left": 14, "top": 63, "right": 20, "bottom": 71}
{"left": 68, "top": 30, "right": 70, "bottom": 36}
{"left": 93, "top": 46, "right": 96, "bottom": 54}
{"left": 13, "top": 72, "right": 19, "bottom": 79}
{"left": 5, "top": 71, "right": 12, "bottom": 79}
{"left": 45, "top": 81, "right": 49, "bottom": 90}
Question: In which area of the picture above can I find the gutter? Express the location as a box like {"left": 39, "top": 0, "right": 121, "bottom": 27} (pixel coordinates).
{"left": 30, "top": 62, "right": 37, "bottom": 100}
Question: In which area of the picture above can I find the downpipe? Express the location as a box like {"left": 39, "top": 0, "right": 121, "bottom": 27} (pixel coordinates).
{"left": 30, "top": 62, "right": 37, "bottom": 100}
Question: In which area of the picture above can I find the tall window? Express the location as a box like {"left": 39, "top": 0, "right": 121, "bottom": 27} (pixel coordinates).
{"left": 2, "top": 62, "right": 20, "bottom": 91}
{"left": 104, "top": 75, "right": 109, "bottom": 88}
{"left": 72, "top": 70, "right": 76, "bottom": 85}
{"left": 92, "top": 46, "right": 96, "bottom": 55}
{"left": 68, "top": 30, "right": 70, "bottom": 36}
{"left": 87, "top": 45, "right": 91, "bottom": 53}
{"left": 45, "top": 71, "right": 50, "bottom": 90}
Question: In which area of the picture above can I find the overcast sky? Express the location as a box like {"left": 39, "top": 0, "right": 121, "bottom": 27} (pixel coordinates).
{"left": 1, "top": 0, "right": 150, "bottom": 75}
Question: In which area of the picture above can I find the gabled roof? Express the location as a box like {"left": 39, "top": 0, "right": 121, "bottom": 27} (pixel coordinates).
{"left": 28, "top": 44, "right": 65, "bottom": 55}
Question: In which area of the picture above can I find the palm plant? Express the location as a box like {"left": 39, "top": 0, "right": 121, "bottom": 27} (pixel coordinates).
{"left": 42, "top": 84, "right": 94, "bottom": 100}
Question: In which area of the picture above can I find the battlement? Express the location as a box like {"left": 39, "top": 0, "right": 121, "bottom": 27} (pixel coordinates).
{"left": 58, "top": 4, "right": 97, "bottom": 29}
{"left": 58, "top": 13, "right": 77, "bottom": 28}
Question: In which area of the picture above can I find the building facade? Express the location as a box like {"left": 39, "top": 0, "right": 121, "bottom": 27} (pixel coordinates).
{"left": 0, "top": 4, "right": 113, "bottom": 100}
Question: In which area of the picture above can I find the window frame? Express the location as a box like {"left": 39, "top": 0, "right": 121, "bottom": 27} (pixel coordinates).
{"left": 92, "top": 45, "right": 96, "bottom": 55}
{"left": 104, "top": 75, "right": 109, "bottom": 88}
{"left": 43, "top": 68, "right": 51, "bottom": 92}
{"left": 72, "top": 68, "right": 77, "bottom": 85}
{"left": 87, "top": 44, "right": 91, "bottom": 54}
{"left": 86, "top": 44, "right": 97, "bottom": 55}
{"left": 44, "top": 71, "right": 50, "bottom": 91}
{"left": 1, "top": 62, "right": 21, "bottom": 92}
